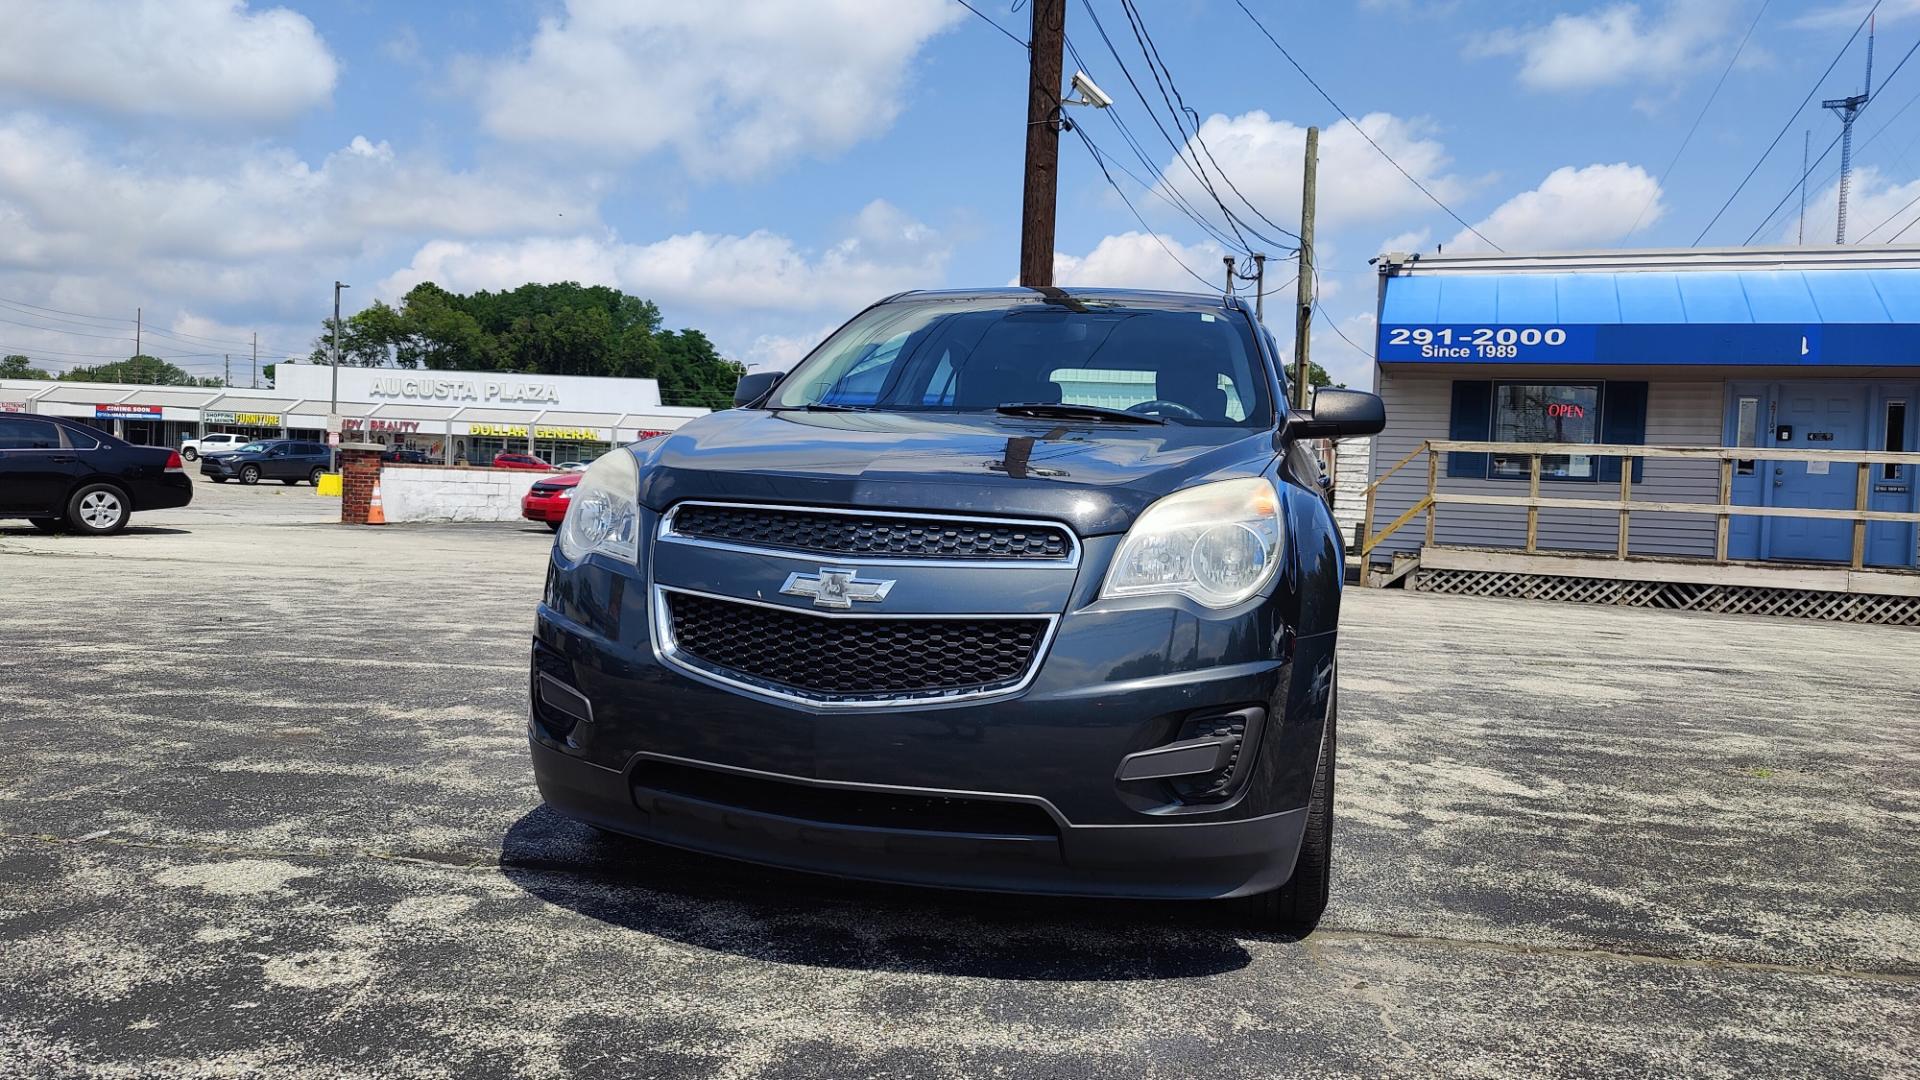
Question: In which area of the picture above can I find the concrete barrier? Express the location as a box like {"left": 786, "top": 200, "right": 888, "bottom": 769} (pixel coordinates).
{"left": 377, "top": 464, "right": 544, "bottom": 523}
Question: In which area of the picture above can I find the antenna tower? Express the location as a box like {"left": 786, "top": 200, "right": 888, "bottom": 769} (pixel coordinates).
{"left": 1823, "top": 15, "right": 1874, "bottom": 243}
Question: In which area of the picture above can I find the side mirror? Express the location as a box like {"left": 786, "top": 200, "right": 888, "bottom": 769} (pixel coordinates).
{"left": 733, "top": 370, "right": 783, "bottom": 408}
{"left": 1286, "top": 388, "right": 1385, "bottom": 440}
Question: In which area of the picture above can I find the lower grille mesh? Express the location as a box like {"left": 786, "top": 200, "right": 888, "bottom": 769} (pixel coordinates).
{"left": 665, "top": 591, "right": 1046, "bottom": 699}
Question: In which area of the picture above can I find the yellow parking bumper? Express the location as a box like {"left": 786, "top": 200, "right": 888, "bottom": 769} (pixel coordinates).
{"left": 315, "top": 473, "right": 342, "bottom": 497}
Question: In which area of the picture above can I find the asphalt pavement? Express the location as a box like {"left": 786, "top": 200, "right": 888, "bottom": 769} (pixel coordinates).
{"left": 1, "top": 478, "right": 1915, "bottom": 1078}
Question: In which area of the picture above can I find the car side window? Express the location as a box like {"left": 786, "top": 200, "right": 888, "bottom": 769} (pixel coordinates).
{"left": 0, "top": 417, "right": 61, "bottom": 449}
{"left": 60, "top": 426, "right": 100, "bottom": 450}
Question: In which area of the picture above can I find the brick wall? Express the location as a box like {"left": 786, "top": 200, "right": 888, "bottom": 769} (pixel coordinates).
{"left": 339, "top": 447, "right": 383, "bottom": 525}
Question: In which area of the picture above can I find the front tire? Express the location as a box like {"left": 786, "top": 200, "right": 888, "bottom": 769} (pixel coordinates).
{"left": 1240, "top": 682, "right": 1335, "bottom": 937}
{"left": 66, "top": 484, "right": 131, "bottom": 535}
{"left": 239, "top": 465, "right": 261, "bottom": 485}
{"left": 309, "top": 468, "right": 325, "bottom": 486}
{"left": 181, "top": 447, "right": 198, "bottom": 461}
{"left": 546, "top": 520, "right": 561, "bottom": 532}
{"left": 210, "top": 477, "right": 228, "bottom": 483}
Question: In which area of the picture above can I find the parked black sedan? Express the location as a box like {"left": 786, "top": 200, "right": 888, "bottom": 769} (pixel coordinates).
{"left": 199, "top": 439, "right": 331, "bottom": 486}
{"left": 0, "top": 414, "right": 191, "bottom": 534}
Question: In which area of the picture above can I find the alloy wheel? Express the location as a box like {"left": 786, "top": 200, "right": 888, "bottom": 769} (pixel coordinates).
{"left": 78, "top": 490, "right": 123, "bottom": 530}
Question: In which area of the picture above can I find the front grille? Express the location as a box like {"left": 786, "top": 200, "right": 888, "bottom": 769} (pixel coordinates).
{"left": 668, "top": 503, "right": 1072, "bottom": 561}
{"left": 664, "top": 591, "right": 1047, "bottom": 700}
{"left": 529, "top": 481, "right": 568, "bottom": 495}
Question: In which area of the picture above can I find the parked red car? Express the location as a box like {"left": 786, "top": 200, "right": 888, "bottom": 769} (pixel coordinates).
{"left": 493, "top": 451, "right": 552, "bottom": 470}
{"left": 521, "top": 472, "right": 580, "bottom": 531}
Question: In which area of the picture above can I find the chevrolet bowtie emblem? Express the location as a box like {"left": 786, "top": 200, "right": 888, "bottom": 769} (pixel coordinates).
{"left": 781, "top": 567, "right": 895, "bottom": 610}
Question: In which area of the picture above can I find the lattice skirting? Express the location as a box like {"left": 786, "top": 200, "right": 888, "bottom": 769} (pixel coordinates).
{"left": 1410, "top": 568, "right": 1920, "bottom": 625}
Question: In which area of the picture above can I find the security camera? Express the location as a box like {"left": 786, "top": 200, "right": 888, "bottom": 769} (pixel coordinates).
{"left": 1068, "top": 71, "right": 1113, "bottom": 109}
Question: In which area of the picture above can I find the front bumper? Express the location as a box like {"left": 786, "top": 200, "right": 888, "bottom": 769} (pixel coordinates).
{"left": 522, "top": 495, "right": 569, "bottom": 522}
{"left": 532, "top": 738, "right": 1308, "bottom": 899}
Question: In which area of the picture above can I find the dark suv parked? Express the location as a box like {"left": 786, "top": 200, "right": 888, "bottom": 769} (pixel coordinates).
{"left": 199, "top": 439, "right": 331, "bottom": 485}
{"left": 528, "top": 287, "right": 1385, "bottom": 933}
{"left": 0, "top": 414, "right": 191, "bottom": 534}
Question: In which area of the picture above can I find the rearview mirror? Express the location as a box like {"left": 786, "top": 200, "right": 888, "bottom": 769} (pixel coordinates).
{"left": 733, "top": 370, "right": 783, "bottom": 408}
{"left": 1285, "top": 388, "right": 1385, "bottom": 440}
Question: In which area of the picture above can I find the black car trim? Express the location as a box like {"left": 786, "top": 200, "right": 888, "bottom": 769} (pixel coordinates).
{"left": 657, "top": 500, "right": 1083, "bottom": 568}
{"left": 650, "top": 584, "right": 1061, "bottom": 710}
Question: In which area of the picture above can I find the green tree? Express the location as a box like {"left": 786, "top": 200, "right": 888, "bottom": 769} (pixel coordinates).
{"left": 0, "top": 354, "right": 52, "bottom": 379}
{"left": 1307, "top": 361, "right": 1339, "bottom": 389}
{"left": 59, "top": 355, "right": 220, "bottom": 386}
{"left": 304, "top": 281, "right": 741, "bottom": 407}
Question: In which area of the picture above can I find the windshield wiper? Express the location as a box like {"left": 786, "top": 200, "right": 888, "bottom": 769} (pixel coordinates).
{"left": 994, "top": 401, "right": 1164, "bottom": 424}
{"left": 799, "top": 401, "right": 874, "bottom": 412}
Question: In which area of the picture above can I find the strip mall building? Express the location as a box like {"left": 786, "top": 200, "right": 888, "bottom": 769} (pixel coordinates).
{"left": 0, "top": 361, "right": 708, "bottom": 465}
{"left": 1366, "top": 245, "right": 1919, "bottom": 570}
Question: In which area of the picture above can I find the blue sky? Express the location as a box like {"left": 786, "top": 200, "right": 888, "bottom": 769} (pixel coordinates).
{"left": 1, "top": 0, "right": 1916, "bottom": 392}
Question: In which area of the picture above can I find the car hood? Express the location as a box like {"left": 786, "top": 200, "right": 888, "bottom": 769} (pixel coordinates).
{"left": 630, "top": 408, "right": 1280, "bottom": 537}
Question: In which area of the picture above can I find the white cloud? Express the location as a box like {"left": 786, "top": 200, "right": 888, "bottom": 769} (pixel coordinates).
{"left": 1050, "top": 233, "right": 1228, "bottom": 293}
{"left": 0, "top": 116, "right": 597, "bottom": 274}
{"left": 1471, "top": 1, "right": 1742, "bottom": 90}
{"left": 0, "top": 0, "right": 336, "bottom": 122}
{"left": 741, "top": 326, "right": 839, "bottom": 371}
{"left": 1379, "top": 227, "right": 1433, "bottom": 255}
{"left": 378, "top": 200, "right": 948, "bottom": 317}
{"left": 1446, "top": 163, "right": 1663, "bottom": 253}
{"left": 479, "top": 0, "right": 963, "bottom": 175}
{"left": 1158, "top": 111, "right": 1466, "bottom": 231}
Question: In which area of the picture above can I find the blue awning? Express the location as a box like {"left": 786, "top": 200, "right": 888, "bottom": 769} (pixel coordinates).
{"left": 1378, "top": 266, "right": 1920, "bottom": 366}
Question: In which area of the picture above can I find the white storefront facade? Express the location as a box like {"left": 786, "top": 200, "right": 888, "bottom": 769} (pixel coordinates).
{"left": 0, "top": 361, "right": 709, "bottom": 465}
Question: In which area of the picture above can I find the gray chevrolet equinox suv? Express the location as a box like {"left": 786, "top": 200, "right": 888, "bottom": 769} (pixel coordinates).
{"left": 528, "top": 287, "right": 1385, "bottom": 933}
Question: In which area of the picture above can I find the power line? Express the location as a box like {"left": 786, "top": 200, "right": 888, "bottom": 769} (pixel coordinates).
{"left": 1075, "top": 0, "right": 1264, "bottom": 257}
{"left": 1111, "top": 0, "right": 1299, "bottom": 249}
{"left": 1070, "top": 123, "right": 1218, "bottom": 289}
{"left": 1629, "top": 0, "right": 1771, "bottom": 238}
{"left": 1231, "top": 0, "right": 1501, "bottom": 252}
{"left": 1745, "top": 30, "right": 1920, "bottom": 243}
{"left": 1694, "top": 0, "right": 1881, "bottom": 245}
{"left": 951, "top": 0, "right": 1026, "bottom": 48}
{"left": 1062, "top": 37, "right": 1250, "bottom": 252}
{"left": 0, "top": 291, "right": 283, "bottom": 352}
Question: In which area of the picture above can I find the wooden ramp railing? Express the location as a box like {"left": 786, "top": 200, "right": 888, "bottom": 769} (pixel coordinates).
{"left": 1359, "top": 440, "right": 1920, "bottom": 571}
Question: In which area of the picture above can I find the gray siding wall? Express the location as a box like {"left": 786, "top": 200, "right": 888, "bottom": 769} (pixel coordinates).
{"left": 1367, "top": 371, "right": 1725, "bottom": 558}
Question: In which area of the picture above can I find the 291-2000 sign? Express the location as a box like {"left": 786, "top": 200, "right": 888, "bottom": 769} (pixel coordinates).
{"left": 1384, "top": 326, "right": 1568, "bottom": 358}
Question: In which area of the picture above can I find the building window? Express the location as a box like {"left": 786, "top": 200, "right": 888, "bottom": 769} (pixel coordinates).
{"left": 1735, "top": 396, "right": 1760, "bottom": 475}
{"left": 1887, "top": 400, "right": 1909, "bottom": 481}
{"left": 1487, "top": 383, "right": 1601, "bottom": 481}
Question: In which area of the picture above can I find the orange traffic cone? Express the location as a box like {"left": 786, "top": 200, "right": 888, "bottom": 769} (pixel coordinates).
{"left": 366, "top": 480, "right": 387, "bottom": 525}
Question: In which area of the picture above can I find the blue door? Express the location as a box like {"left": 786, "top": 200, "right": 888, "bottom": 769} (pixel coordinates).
{"left": 1764, "top": 385, "right": 1869, "bottom": 563}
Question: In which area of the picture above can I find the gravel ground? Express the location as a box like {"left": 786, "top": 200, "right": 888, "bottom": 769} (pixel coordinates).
{"left": 1, "top": 478, "right": 1915, "bottom": 1078}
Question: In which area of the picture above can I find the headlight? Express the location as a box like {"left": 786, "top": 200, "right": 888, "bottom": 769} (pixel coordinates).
{"left": 1100, "top": 477, "right": 1284, "bottom": 608}
{"left": 557, "top": 451, "right": 639, "bottom": 563}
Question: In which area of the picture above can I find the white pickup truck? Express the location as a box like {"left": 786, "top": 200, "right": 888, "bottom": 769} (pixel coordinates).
{"left": 178, "top": 432, "right": 251, "bottom": 461}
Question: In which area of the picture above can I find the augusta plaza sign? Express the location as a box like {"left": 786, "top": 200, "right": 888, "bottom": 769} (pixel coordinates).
{"left": 366, "top": 376, "right": 560, "bottom": 404}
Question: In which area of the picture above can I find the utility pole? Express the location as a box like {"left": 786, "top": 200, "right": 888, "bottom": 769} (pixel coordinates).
{"left": 135, "top": 306, "right": 141, "bottom": 357}
{"left": 1019, "top": 0, "right": 1066, "bottom": 288}
{"left": 251, "top": 332, "right": 258, "bottom": 389}
{"left": 1292, "top": 126, "right": 1319, "bottom": 408}
{"left": 331, "top": 281, "right": 349, "bottom": 469}
{"left": 1252, "top": 253, "right": 1268, "bottom": 322}
{"left": 1799, "top": 130, "right": 1810, "bottom": 245}
{"left": 1223, "top": 256, "right": 1237, "bottom": 296}
{"left": 1824, "top": 16, "right": 1874, "bottom": 243}
{"left": 224, "top": 354, "right": 231, "bottom": 387}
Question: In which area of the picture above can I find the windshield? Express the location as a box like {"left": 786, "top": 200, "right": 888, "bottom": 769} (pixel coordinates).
{"left": 769, "top": 296, "right": 1276, "bottom": 428}
{"left": 235, "top": 443, "right": 269, "bottom": 453}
